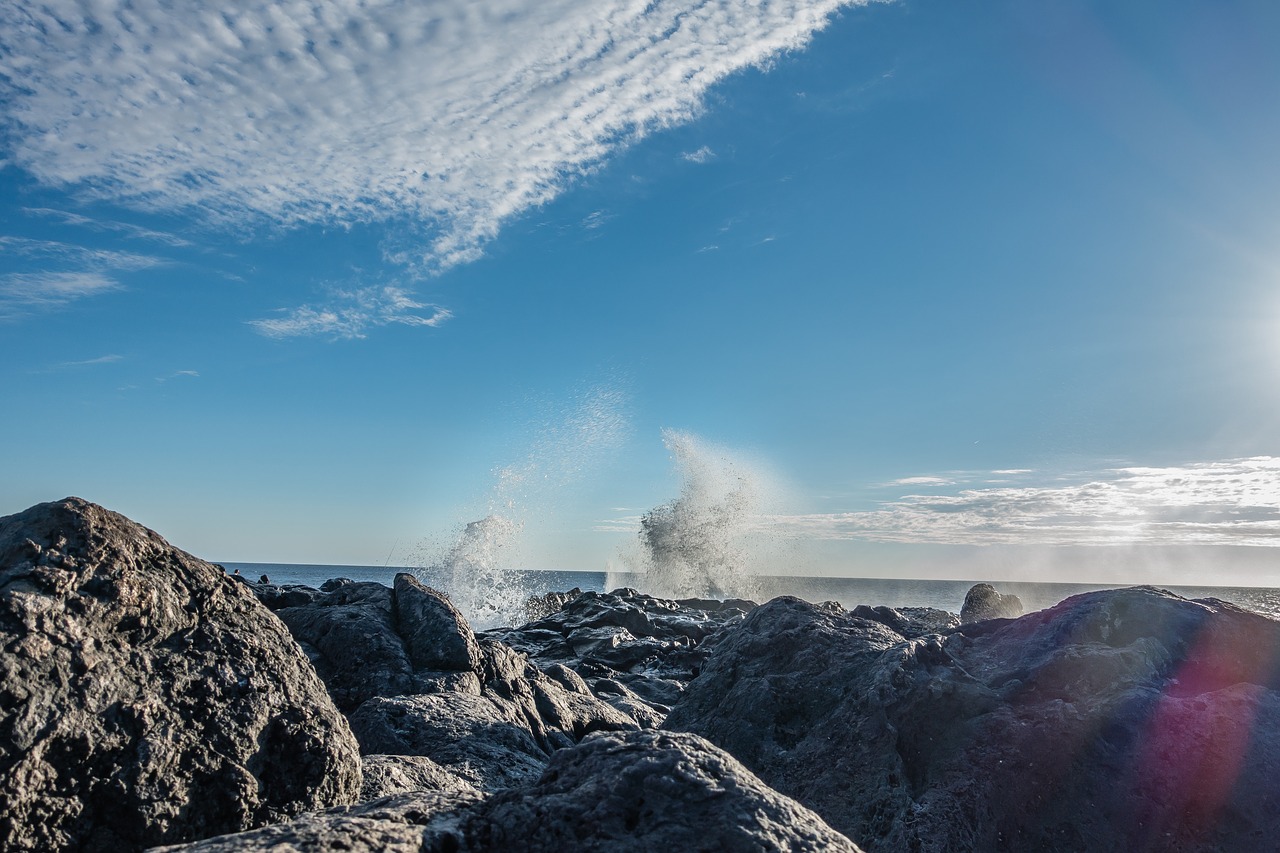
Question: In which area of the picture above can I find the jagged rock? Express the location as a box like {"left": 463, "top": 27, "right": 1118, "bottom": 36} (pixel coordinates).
{"left": 161, "top": 731, "right": 863, "bottom": 852}
{"left": 360, "top": 755, "right": 480, "bottom": 800}
{"left": 151, "top": 790, "right": 485, "bottom": 852}
{"left": 0, "top": 498, "right": 361, "bottom": 852}
{"left": 349, "top": 693, "right": 550, "bottom": 791}
{"left": 523, "top": 587, "right": 582, "bottom": 621}
{"left": 851, "top": 603, "right": 960, "bottom": 637}
{"left": 272, "top": 580, "right": 416, "bottom": 713}
{"left": 959, "top": 582, "right": 1024, "bottom": 623}
{"left": 666, "top": 588, "right": 1280, "bottom": 852}
{"left": 484, "top": 588, "right": 753, "bottom": 726}
{"left": 394, "top": 573, "right": 482, "bottom": 673}
{"left": 448, "top": 730, "right": 864, "bottom": 851}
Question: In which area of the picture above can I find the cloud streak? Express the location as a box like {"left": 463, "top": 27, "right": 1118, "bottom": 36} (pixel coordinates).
{"left": 250, "top": 285, "right": 452, "bottom": 340}
{"left": 1, "top": 0, "right": 870, "bottom": 272}
{"left": 770, "top": 458, "right": 1280, "bottom": 548}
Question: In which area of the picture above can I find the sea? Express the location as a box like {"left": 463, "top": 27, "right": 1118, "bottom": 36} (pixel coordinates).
{"left": 220, "top": 562, "right": 1280, "bottom": 623}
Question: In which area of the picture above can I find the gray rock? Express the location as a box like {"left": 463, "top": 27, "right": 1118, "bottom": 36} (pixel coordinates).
{"left": 360, "top": 755, "right": 479, "bottom": 800}
{"left": 0, "top": 498, "right": 361, "bottom": 852}
{"left": 161, "top": 732, "right": 863, "bottom": 852}
{"left": 959, "top": 582, "right": 1024, "bottom": 623}
{"left": 666, "top": 588, "right": 1280, "bottom": 852}
{"left": 449, "top": 730, "right": 864, "bottom": 852}
{"left": 393, "top": 573, "right": 482, "bottom": 672}
{"left": 274, "top": 580, "right": 416, "bottom": 713}
{"left": 150, "top": 790, "right": 484, "bottom": 852}
{"left": 349, "top": 693, "right": 549, "bottom": 791}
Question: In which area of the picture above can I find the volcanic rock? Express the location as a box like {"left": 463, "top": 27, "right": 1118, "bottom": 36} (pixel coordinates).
{"left": 159, "top": 730, "right": 864, "bottom": 852}
{"left": 959, "top": 582, "right": 1023, "bottom": 623}
{"left": 0, "top": 498, "right": 361, "bottom": 852}
{"left": 665, "top": 587, "right": 1280, "bottom": 852}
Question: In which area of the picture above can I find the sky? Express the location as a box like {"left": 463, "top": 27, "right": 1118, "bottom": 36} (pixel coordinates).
{"left": 2, "top": 0, "right": 1280, "bottom": 587}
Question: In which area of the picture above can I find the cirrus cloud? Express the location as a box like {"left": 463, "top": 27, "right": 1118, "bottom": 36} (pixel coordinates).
{"left": 1, "top": 0, "right": 873, "bottom": 273}
{"left": 769, "top": 458, "right": 1280, "bottom": 548}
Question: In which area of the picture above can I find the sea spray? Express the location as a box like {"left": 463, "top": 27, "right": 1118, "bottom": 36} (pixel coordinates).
{"left": 413, "top": 382, "right": 629, "bottom": 629}
{"left": 631, "top": 429, "right": 772, "bottom": 600}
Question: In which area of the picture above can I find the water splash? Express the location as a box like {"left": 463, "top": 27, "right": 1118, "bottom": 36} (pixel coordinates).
{"left": 414, "top": 382, "right": 628, "bottom": 629}
{"left": 634, "top": 429, "right": 769, "bottom": 600}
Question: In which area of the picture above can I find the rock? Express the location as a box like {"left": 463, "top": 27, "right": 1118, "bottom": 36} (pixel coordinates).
{"left": 448, "top": 730, "right": 864, "bottom": 851}
{"left": 851, "top": 603, "right": 960, "bottom": 638}
{"left": 360, "top": 755, "right": 479, "bottom": 800}
{"left": 484, "top": 588, "right": 753, "bottom": 726}
{"left": 150, "top": 790, "right": 485, "bottom": 852}
{"left": 273, "top": 580, "right": 416, "bottom": 713}
{"left": 0, "top": 498, "right": 361, "bottom": 852}
{"left": 393, "top": 573, "right": 482, "bottom": 673}
{"left": 348, "top": 693, "right": 550, "bottom": 791}
{"left": 959, "top": 582, "right": 1024, "bottom": 623}
{"left": 160, "top": 732, "right": 863, "bottom": 852}
{"left": 666, "top": 587, "right": 1280, "bottom": 852}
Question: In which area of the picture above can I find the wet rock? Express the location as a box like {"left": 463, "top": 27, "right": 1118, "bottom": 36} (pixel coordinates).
{"left": 0, "top": 498, "right": 361, "bottom": 852}
{"left": 959, "top": 582, "right": 1024, "bottom": 623}
{"left": 666, "top": 587, "right": 1280, "bottom": 852}
{"left": 851, "top": 603, "right": 961, "bottom": 638}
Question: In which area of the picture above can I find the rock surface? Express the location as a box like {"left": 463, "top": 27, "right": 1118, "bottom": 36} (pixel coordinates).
{"left": 959, "top": 582, "right": 1024, "bottom": 623}
{"left": 258, "top": 572, "right": 640, "bottom": 791}
{"left": 666, "top": 587, "right": 1280, "bottom": 852}
{"left": 159, "top": 731, "right": 865, "bottom": 852}
{"left": 0, "top": 498, "right": 362, "bottom": 852}
{"left": 485, "top": 587, "right": 754, "bottom": 725}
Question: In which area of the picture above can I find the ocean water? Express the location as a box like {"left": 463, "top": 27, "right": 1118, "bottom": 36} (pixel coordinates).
{"left": 220, "top": 562, "right": 1280, "bottom": 623}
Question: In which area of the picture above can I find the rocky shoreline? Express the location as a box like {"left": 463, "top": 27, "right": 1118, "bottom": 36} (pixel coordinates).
{"left": 3, "top": 498, "right": 1279, "bottom": 851}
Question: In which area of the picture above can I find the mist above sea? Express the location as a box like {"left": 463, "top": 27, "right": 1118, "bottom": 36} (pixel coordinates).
{"left": 220, "top": 562, "right": 1280, "bottom": 623}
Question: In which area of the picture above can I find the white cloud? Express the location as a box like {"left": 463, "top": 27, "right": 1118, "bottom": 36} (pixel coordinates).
{"left": 0, "top": 272, "right": 120, "bottom": 317}
{"left": 681, "top": 145, "right": 716, "bottom": 164}
{"left": 0, "top": 0, "right": 870, "bottom": 272}
{"left": 0, "top": 236, "right": 167, "bottom": 271}
{"left": 769, "top": 458, "right": 1280, "bottom": 548}
{"left": 250, "top": 285, "right": 452, "bottom": 340}
{"left": 23, "top": 208, "right": 192, "bottom": 247}
{"left": 886, "top": 476, "right": 955, "bottom": 487}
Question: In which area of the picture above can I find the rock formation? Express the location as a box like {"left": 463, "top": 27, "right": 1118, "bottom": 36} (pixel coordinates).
{"left": 255, "top": 572, "right": 640, "bottom": 791}
{"left": 959, "top": 582, "right": 1023, "bottom": 623}
{"left": 156, "top": 731, "right": 865, "bottom": 852}
{"left": 0, "top": 498, "right": 362, "bottom": 852}
{"left": 666, "top": 588, "right": 1280, "bottom": 852}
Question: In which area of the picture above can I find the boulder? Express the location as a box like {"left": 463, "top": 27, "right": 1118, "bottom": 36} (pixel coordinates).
{"left": 959, "top": 582, "right": 1023, "bottom": 623}
{"left": 394, "top": 573, "right": 482, "bottom": 672}
{"left": 666, "top": 588, "right": 1280, "bottom": 852}
{"left": 160, "top": 731, "right": 864, "bottom": 852}
{"left": 0, "top": 498, "right": 361, "bottom": 852}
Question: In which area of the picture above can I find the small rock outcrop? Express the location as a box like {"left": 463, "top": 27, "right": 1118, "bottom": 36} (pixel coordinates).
{"left": 959, "top": 582, "right": 1024, "bottom": 623}
{"left": 257, "top": 572, "right": 639, "bottom": 791}
{"left": 158, "top": 731, "right": 865, "bottom": 852}
{"left": 0, "top": 498, "right": 362, "bottom": 852}
{"left": 666, "top": 587, "right": 1280, "bottom": 852}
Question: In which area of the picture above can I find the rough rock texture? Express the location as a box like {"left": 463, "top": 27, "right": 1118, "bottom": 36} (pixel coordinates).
{"left": 258, "top": 573, "right": 639, "bottom": 792}
{"left": 160, "top": 731, "right": 864, "bottom": 853}
{"left": 485, "top": 588, "right": 754, "bottom": 726}
{"left": 959, "top": 582, "right": 1024, "bottom": 623}
{"left": 151, "top": 790, "right": 485, "bottom": 852}
{"left": 0, "top": 498, "right": 362, "bottom": 852}
{"left": 666, "top": 588, "right": 1280, "bottom": 852}
{"left": 361, "top": 755, "right": 480, "bottom": 801}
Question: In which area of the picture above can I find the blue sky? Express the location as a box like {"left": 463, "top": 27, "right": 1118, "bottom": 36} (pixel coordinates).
{"left": 3, "top": 0, "right": 1279, "bottom": 585}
